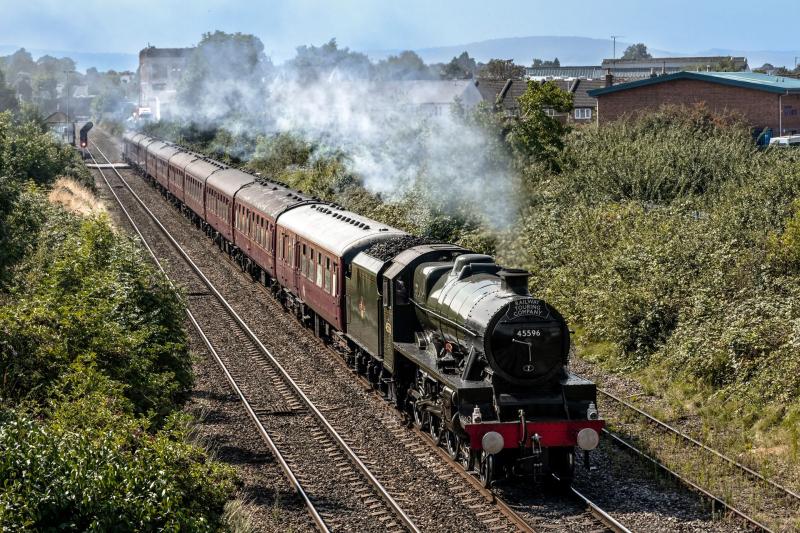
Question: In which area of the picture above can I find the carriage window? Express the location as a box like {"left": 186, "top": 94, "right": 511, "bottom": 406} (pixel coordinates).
{"left": 324, "top": 257, "right": 331, "bottom": 293}
{"left": 332, "top": 263, "right": 338, "bottom": 296}
{"left": 302, "top": 244, "right": 308, "bottom": 277}
{"left": 316, "top": 254, "right": 323, "bottom": 287}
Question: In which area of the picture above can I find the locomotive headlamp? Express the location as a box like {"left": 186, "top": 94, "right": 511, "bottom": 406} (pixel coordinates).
{"left": 586, "top": 402, "right": 599, "bottom": 420}
{"left": 482, "top": 431, "right": 504, "bottom": 455}
{"left": 577, "top": 428, "right": 600, "bottom": 450}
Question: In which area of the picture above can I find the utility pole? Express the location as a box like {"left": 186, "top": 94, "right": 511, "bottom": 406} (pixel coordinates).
{"left": 611, "top": 35, "right": 624, "bottom": 60}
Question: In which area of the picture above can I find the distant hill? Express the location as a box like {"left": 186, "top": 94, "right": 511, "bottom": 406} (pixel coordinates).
{"left": 0, "top": 45, "right": 138, "bottom": 73}
{"left": 369, "top": 35, "right": 675, "bottom": 65}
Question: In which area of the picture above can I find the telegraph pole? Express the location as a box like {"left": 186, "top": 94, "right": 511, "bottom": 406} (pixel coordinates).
{"left": 611, "top": 35, "right": 624, "bottom": 60}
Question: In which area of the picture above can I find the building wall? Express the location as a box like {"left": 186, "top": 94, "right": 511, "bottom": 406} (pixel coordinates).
{"left": 138, "top": 48, "right": 193, "bottom": 119}
{"left": 597, "top": 79, "right": 800, "bottom": 135}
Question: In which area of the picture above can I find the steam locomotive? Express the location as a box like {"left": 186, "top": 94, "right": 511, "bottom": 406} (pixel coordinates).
{"left": 122, "top": 131, "right": 603, "bottom": 487}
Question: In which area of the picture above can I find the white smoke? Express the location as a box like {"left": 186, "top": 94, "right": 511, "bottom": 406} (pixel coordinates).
{"left": 168, "top": 39, "right": 516, "bottom": 228}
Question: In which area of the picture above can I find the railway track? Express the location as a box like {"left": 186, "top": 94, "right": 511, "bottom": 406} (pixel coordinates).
{"left": 87, "top": 142, "right": 419, "bottom": 533}
{"left": 597, "top": 388, "right": 800, "bottom": 532}
{"left": 86, "top": 132, "right": 633, "bottom": 532}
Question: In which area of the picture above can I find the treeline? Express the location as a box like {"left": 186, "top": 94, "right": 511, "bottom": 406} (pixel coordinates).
{"left": 0, "top": 111, "right": 238, "bottom": 530}
{"left": 0, "top": 48, "right": 134, "bottom": 119}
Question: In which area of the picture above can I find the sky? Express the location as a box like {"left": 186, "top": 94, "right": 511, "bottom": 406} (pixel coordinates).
{"left": 2, "top": 0, "right": 799, "bottom": 61}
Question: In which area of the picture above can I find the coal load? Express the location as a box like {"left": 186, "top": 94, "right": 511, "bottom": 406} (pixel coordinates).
{"left": 363, "top": 235, "right": 441, "bottom": 262}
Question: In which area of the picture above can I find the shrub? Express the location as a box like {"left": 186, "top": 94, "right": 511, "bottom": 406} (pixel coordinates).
{"left": 0, "top": 214, "right": 191, "bottom": 421}
{"left": 0, "top": 366, "right": 236, "bottom": 532}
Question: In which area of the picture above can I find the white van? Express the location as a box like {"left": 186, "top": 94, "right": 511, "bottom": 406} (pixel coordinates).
{"left": 769, "top": 135, "right": 800, "bottom": 147}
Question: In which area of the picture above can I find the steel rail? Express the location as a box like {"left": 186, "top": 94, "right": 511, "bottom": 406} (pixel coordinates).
{"left": 551, "top": 474, "right": 633, "bottom": 533}
{"left": 601, "top": 428, "right": 772, "bottom": 532}
{"left": 89, "top": 141, "right": 421, "bottom": 533}
{"left": 86, "top": 147, "right": 330, "bottom": 533}
{"left": 599, "top": 388, "right": 800, "bottom": 502}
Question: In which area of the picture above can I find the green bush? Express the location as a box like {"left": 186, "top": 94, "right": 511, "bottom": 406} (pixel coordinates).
{"left": 0, "top": 111, "right": 92, "bottom": 189}
{"left": 0, "top": 214, "right": 191, "bottom": 420}
{"left": 0, "top": 365, "right": 236, "bottom": 532}
{"left": 0, "top": 111, "right": 238, "bottom": 530}
{"left": 500, "top": 105, "right": 800, "bottom": 412}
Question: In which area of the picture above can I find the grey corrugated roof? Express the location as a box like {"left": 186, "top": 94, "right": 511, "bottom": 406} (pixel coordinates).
{"left": 601, "top": 56, "right": 748, "bottom": 69}
{"left": 526, "top": 66, "right": 605, "bottom": 79}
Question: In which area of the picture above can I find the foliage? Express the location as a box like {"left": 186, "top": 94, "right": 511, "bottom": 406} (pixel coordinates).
{"left": 0, "top": 111, "right": 238, "bottom": 530}
{"left": 0, "top": 214, "right": 192, "bottom": 420}
{"left": 177, "top": 31, "right": 272, "bottom": 122}
{"left": 499, "top": 105, "right": 800, "bottom": 412}
{"left": 0, "top": 111, "right": 92, "bottom": 188}
{"left": 506, "top": 80, "right": 573, "bottom": 169}
{"left": 531, "top": 57, "right": 560, "bottom": 67}
{"left": 0, "top": 69, "right": 18, "bottom": 113}
{"left": 288, "top": 38, "right": 372, "bottom": 82}
{"left": 441, "top": 52, "right": 477, "bottom": 79}
{"left": 480, "top": 59, "right": 525, "bottom": 80}
{"left": 374, "top": 50, "right": 436, "bottom": 80}
{"left": 0, "top": 366, "right": 236, "bottom": 532}
{"left": 621, "top": 43, "right": 652, "bottom": 60}
{"left": 555, "top": 104, "right": 755, "bottom": 203}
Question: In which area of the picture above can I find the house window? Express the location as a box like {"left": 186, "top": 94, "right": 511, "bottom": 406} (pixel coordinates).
{"left": 574, "top": 108, "right": 593, "bottom": 120}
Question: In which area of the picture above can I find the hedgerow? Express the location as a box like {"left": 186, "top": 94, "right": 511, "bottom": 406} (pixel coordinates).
{"left": 0, "top": 112, "right": 237, "bottom": 530}
{"left": 499, "top": 105, "right": 800, "bottom": 417}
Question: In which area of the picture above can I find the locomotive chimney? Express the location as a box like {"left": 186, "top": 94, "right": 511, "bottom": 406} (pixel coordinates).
{"left": 499, "top": 269, "right": 531, "bottom": 295}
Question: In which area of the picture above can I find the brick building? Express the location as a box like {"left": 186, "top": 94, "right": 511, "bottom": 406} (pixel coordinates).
{"left": 589, "top": 71, "right": 800, "bottom": 136}
{"left": 138, "top": 46, "right": 194, "bottom": 119}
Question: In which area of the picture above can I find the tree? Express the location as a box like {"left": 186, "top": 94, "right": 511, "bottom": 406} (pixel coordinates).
{"left": 531, "top": 57, "right": 560, "bottom": 68}
{"left": 621, "top": 43, "right": 652, "bottom": 60}
{"left": 480, "top": 59, "right": 525, "bottom": 80}
{"left": 374, "top": 50, "right": 433, "bottom": 80}
{"left": 288, "top": 38, "right": 372, "bottom": 82}
{"left": 506, "top": 80, "right": 573, "bottom": 168}
{"left": 441, "top": 51, "right": 477, "bottom": 79}
{"left": 178, "top": 31, "right": 273, "bottom": 120}
{"left": 0, "top": 70, "right": 18, "bottom": 113}
{"left": 6, "top": 49, "right": 36, "bottom": 82}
